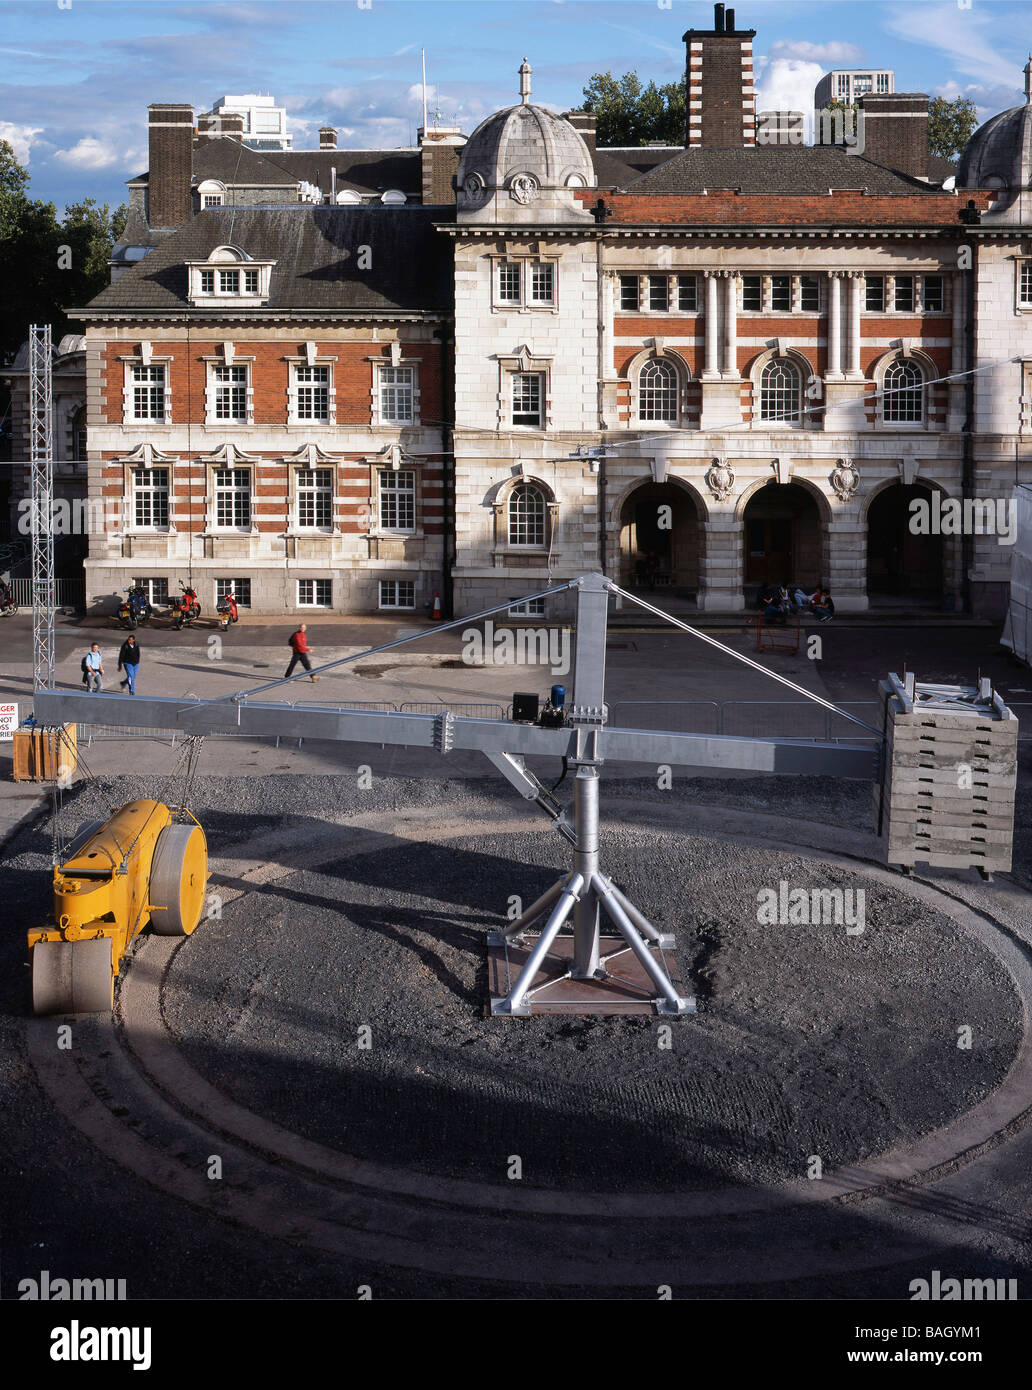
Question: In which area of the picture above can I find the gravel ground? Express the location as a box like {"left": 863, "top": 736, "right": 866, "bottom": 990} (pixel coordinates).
{"left": 4, "top": 771, "right": 1020, "bottom": 1196}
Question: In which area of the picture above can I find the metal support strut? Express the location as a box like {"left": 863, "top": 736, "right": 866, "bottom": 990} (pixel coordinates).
{"left": 489, "top": 573, "right": 695, "bottom": 1018}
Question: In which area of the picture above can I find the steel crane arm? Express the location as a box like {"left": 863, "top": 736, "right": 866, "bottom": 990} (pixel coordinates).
{"left": 32, "top": 689, "right": 877, "bottom": 779}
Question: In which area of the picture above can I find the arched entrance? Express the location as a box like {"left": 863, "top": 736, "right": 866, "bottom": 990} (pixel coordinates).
{"left": 619, "top": 482, "right": 701, "bottom": 595}
{"left": 742, "top": 483, "right": 822, "bottom": 590}
{"left": 867, "top": 483, "right": 944, "bottom": 600}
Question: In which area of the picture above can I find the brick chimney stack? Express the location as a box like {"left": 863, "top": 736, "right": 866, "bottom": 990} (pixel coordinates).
{"left": 683, "top": 3, "right": 757, "bottom": 148}
{"left": 148, "top": 103, "right": 194, "bottom": 227}
{"left": 564, "top": 110, "right": 597, "bottom": 154}
{"left": 320, "top": 127, "right": 338, "bottom": 150}
{"left": 859, "top": 93, "right": 930, "bottom": 180}
{"left": 419, "top": 125, "right": 465, "bottom": 206}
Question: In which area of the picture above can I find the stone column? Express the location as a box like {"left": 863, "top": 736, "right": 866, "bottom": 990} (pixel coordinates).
{"left": 846, "top": 273, "right": 862, "bottom": 377}
{"left": 699, "top": 509, "right": 744, "bottom": 612}
{"left": 723, "top": 272, "right": 740, "bottom": 378}
{"left": 704, "top": 271, "right": 720, "bottom": 379}
{"left": 947, "top": 271, "right": 966, "bottom": 431}
{"left": 827, "top": 272, "right": 842, "bottom": 379}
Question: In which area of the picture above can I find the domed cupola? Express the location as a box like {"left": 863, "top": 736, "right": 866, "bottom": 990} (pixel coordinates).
{"left": 456, "top": 59, "right": 596, "bottom": 223}
{"left": 957, "top": 56, "right": 1032, "bottom": 224}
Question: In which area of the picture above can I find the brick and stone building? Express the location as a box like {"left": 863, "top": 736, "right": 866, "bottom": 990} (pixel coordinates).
{"left": 23, "top": 4, "right": 1031, "bottom": 619}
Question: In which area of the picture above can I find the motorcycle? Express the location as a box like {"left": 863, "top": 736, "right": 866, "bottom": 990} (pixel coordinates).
{"left": 216, "top": 593, "right": 239, "bottom": 632}
{"left": 127, "top": 586, "right": 152, "bottom": 626}
{"left": 171, "top": 582, "right": 201, "bottom": 630}
{"left": 117, "top": 594, "right": 136, "bottom": 630}
{"left": 0, "top": 587, "right": 16, "bottom": 617}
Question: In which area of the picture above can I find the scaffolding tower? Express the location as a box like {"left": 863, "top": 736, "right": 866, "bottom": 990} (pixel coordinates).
{"left": 29, "top": 323, "right": 55, "bottom": 691}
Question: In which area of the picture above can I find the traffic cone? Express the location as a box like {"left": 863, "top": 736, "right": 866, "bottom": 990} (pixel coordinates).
{"left": 431, "top": 591, "right": 442, "bottom": 622}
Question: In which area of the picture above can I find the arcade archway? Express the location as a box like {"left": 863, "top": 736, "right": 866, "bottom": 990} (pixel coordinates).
{"left": 866, "top": 483, "right": 944, "bottom": 600}
{"left": 619, "top": 482, "right": 701, "bottom": 595}
{"left": 742, "top": 483, "right": 823, "bottom": 590}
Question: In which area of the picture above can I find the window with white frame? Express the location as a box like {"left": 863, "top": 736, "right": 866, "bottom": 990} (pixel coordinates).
{"left": 379, "top": 579, "right": 415, "bottom": 609}
{"left": 647, "top": 275, "right": 669, "bottom": 311}
{"left": 378, "top": 365, "right": 415, "bottom": 424}
{"left": 72, "top": 407, "right": 87, "bottom": 464}
{"left": 497, "top": 260, "right": 521, "bottom": 303}
{"left": 882, "top": 356, "right": 924, "bottom": 423}
{"left": 188, "top": 249, "right": 273, "bottom": 304}
{"left": 637, "top": 358, "right": 679, "bottom": 422}
{"left": 215, "top": 577, "right": 250, "bottom": 607}
{"left": 676, "top": 274, "right": 698, "bottom": 311}
{"left": 294, "top": 365, "right": 330, "bottom": 421}
{"left": 528, "top": 260, "right": 554, "bottom": 305}
{"left": 298, "top": 578, "right": 332, "bottom": 607}
{"left": 508, "top": 483, "right": 546, "bottom": 547}
{"left": 200, "top": 269, "right": 215, "bottom": 294}
{"left": 296, "top": 468, "right": 333, "bottom": 529}
{"left": 213, "top": 467, "right": 251, "bottom": 529}
{"left": 741, "top": 275, "right": 762, "bottom": 311}
{"left": 130, "top": 364, "right": 166, "bottom": 422}
{"left": 922, "top": 275, "right": 944, "bottom": 312}
{"left": 511, "top": 372, "right": 544, "bottom": 427}
{"left": 865, "top": 274, "right": 885, "bottom": 311}
{"left": 1017, "top": 262, "right": 1032, "bottom": 308}
{"left": 202, "top": 193, "right": 224, "bottom": 208}
{"left": 619, "top": 274, "right": 640, "bottom": 310}
{"left": 133, "top": 577, "right": 169, "bottom": 606}
{"left": 378, "top": 469, "right": 416, "bottom": 531}
{"left": 212, "top": 365, "right": 248, "bottom": 423}
{"left": 799, "top": 276, "right": 820, "bottom": 311}
{"left": 132, "top": 468, "right": 169, "bottom": 528}
{"left": 508, "top": 595, "right": 545, "bottom": 616}
{"left": 893, "top": 275, "right": 915, "bottom": 312}
{"left": 770, "top": 275, "right": 791, "bottom": 311}
{"left": 759, "top": 358, "right": 802, "bottom": 424}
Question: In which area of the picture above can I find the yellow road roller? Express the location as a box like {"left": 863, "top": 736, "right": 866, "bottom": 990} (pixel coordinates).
{"left": 28, "top": 799, "right": 208, "bottom": 1015}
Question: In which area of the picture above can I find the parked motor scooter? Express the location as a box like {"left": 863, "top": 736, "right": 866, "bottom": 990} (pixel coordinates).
{"left": 216, "top": 592, "right": 239, "bottom": 631}
{"left": 117, "top": 593, "right": 136, "bottom": 630}
{"left": 171, "top": 581, "right": 201, "bottom": 630}
{"left": 127, "top": 585, "right": 152, "bottom": 626}
{"left": 0, "top": 581, "right": 16, "bottom": 617}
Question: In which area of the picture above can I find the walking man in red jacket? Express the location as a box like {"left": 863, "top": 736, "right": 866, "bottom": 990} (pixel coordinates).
{"left": 285, "top": 622, "right": 319, "bottom": 682}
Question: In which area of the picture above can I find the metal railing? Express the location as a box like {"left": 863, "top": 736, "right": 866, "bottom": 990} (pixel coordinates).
{"left": 400, "top": 701, "right": 508, "bottom": 720}
{"left": 9, "top": 576, "right": 86, "bottom": 610}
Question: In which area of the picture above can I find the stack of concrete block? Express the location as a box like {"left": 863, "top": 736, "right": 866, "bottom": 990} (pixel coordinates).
{"left": 875, "top": 676, "right": 1017, "bottom": 874}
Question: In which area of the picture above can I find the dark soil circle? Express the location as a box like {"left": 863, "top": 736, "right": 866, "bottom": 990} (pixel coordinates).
{"left": 162, "top": 824, "right": 1023, "bottom": 1193}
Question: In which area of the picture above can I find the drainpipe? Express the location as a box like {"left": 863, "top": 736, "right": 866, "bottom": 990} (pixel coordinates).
{"left": 440, "top": 320, "right": 455, "bottom": 619}
{"left": 961, "top": 234, "right": 977, "bottom": 615}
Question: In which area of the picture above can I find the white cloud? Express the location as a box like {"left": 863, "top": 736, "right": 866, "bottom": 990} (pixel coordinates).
{"left": 756, "top": 59, "right": 825, "bottom": 119}
{"left": 768, "top": 40, "right": 864, "bottom": 66}
{"left": 53, "top": 136, "right": 122, "bottom": 170}
{"left": 0, "top": 121, "right": 43, "bottom": 164}
{"left": 883, "top": 3, "right": 1017, "bottom": 89}
{"left": 934, "top": 79, "right": 1023, "bottom": 125}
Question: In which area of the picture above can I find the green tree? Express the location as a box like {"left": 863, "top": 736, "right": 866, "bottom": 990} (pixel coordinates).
{"left": 0, "top": 142, "right": 127, "bottom": 368}
{"left": 928, "top": 95, "right": 978, "bottom": 160}
{"left": 581, "top": 71, "right": 685, "bottom": 147}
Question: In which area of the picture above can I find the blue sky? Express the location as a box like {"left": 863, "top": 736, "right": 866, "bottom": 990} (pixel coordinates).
{"left": 1, "top": 0, "right": 1028, "bottom": 213}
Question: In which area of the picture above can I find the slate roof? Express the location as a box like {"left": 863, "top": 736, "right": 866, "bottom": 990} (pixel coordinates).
{"left": 622, "top": 146, "right": 947, "bottom": 195}
{"left": 264, "top": 149, "right": 423, "bottom": 197}
{"left": 127, "top": 139, "right": 298, "bottom": 189}
{"left": 592, "top": 145, "right": 681, "bottom": 189}
{"left": 83, "top": 207, "right": 454, "bottom": 315}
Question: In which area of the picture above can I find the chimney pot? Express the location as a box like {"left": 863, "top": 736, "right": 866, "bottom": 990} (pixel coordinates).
{"left": 726, "top": 7, "right": 736, "bottom": 29}
{"left": 320, "top": 126, "right": 338, "bottom": 150}
{"left": 715, "top": 3, "right": 725, "bottom": 32}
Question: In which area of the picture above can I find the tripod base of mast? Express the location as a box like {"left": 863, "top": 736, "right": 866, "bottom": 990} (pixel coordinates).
{"left": 487, "top": 872, "right": 696, "bottom": 1018}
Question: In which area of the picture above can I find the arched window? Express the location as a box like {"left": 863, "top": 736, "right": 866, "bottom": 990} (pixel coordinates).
{"left": 508, "top": 483, "right": 546, "bottom": 547}
{"left": 882, "top": 356, "right": 924, "bottom": 423}
{"left": 760, "top": 358, "right": 802, "bottom": 424}
{"left": 638, "top": 358, "right": 679, "bottom": 422}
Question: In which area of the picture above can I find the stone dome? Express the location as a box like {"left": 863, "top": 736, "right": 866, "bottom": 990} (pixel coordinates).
{"left": 957, "top": 102, "right": 1032, "bottom": 193}
{"left": 456, "top": 61, "right": 595, "bottom": 211}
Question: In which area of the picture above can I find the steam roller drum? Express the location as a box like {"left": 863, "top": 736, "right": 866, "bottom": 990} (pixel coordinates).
{"left": 32, "top": 938, "right": 114, "bottom": 1015}
{"left": 149, "top": 823, "right": 208, "bottom": 936}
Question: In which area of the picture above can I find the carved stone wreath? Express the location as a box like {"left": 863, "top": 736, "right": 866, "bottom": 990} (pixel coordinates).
{"left": 705, "top": 456, "right": 736, "bottom": 502}
{"left": 462, "top": 173, "right": 486, "bottom": 205}
{"left": 830, "top": 456, "right": 860, "bottom": 501}
{"left": 509, "top": 174, "right": 540, "bottom": 205}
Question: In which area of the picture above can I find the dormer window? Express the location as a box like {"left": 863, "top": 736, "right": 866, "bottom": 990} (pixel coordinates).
{"left": 198, "top": 178, "right": 226, "bottom": 209}
{"left": 187, "top": 245, "right": 273, "bottom": 305}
